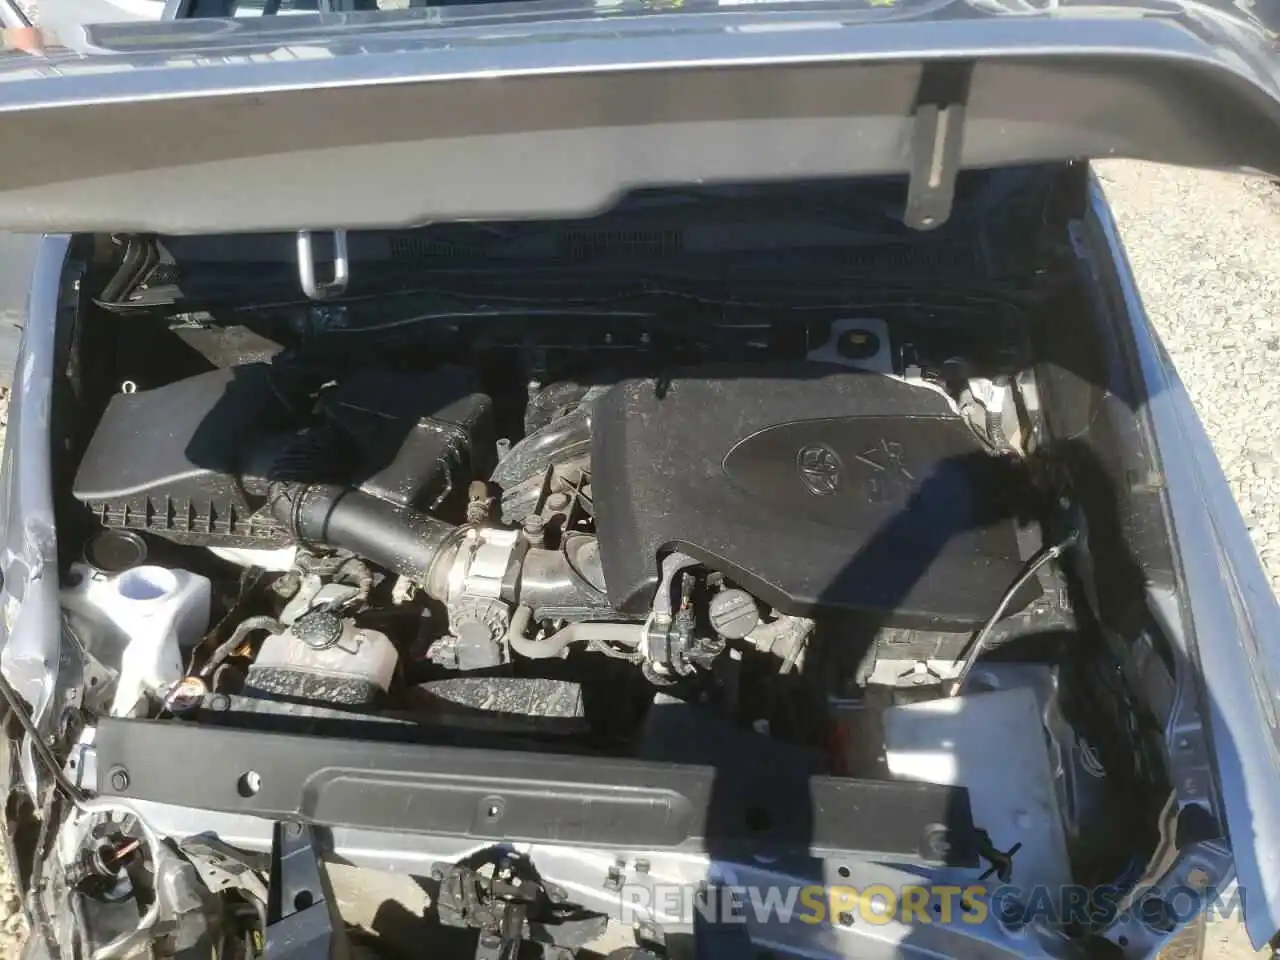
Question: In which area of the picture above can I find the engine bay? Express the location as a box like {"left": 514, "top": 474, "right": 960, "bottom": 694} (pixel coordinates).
{"left": 66, "top": 295, "right": 1072, "bottom": 741}
{"left": 36, "top": 174, "right": 1192, "bottom": 960}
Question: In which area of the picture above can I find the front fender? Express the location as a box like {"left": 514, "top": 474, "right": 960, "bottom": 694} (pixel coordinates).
{"left": 0, "top": 234, "right": 71, "bottom": 799}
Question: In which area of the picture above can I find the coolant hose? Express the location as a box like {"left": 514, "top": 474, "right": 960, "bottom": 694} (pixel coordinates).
{"left": 268, "top": 483, "right": 462, "bottom": 595}
{"left": 506, "top": 606, "right": 645, "bottom": 660}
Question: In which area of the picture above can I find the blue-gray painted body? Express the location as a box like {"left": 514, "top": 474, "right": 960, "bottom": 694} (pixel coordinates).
{"left": 0, "top": 0, "right": 1279, "bottom": 952}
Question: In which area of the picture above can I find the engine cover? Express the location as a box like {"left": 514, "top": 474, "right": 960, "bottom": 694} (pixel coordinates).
{"left": 591, "top": 363, "right": 1038, "bottom": 628}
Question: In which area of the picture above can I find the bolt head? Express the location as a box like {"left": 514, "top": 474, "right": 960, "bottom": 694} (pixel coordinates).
{"left": 1187, "top": 868, "right": 1211, "bottom": 890}
{"left": 922, "top": 825, "right": 952, "bottom": 859}
{"left": 109, "top": 768, "right": 130, "bottom": 792}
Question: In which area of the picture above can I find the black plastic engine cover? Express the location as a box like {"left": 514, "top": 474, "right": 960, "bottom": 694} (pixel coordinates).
{"left": 591, "top": 363, "right": 1038, "bottom": 628}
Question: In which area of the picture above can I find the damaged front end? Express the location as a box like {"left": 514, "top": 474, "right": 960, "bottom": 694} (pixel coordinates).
{"left": 0, "top": 168, "right": 1246, "bottom": 960}
{"left": 1, "top": 3, "right": 1280, "bottom": 957}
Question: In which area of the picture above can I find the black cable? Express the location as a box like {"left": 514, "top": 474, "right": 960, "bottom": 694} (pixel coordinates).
{"left": 71, "top": 892, "right": 91, "bottom": 960}
{"left": 947, "top": 531, "right": 1079, "bottom": 697}
{"left": 0, "top": 667, "right": 85, "bottom": 804}
{"left": 27, "top": 787, "right": 64, "bottom": 960}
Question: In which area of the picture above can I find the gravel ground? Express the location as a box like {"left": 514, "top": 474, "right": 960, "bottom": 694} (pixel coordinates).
{"left": 1098, "top": 163, "right": 1280, "bottom": 598}
{"left": 1093, "top": 162, "right": 1280, "bottom": 960}
{"left": 0, "top": 162, "right": 1276, "bottom": 957}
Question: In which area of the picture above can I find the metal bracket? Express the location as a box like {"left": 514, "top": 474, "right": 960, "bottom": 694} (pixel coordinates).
{"left": 263, "top": 823, "right": 348, "bottom": 960}
{"left": 180, "top": 835, "right": 270, "bottom": 918}
{"left": 296, "top": 230, "right": 349, "bottom": 301}
{"left": 903, "top": 63, "right": 972, "bottom": 231}
{"left": 434, "top": 857, "right": 607, "bottom": 956}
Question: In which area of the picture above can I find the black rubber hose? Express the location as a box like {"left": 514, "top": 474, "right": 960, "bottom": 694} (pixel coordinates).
{"left": 0, "top": 656, "right": 85, "bottom": 803}
{"left": 524, "top": 381, "right": 590, "bottom": 434}
{"left": 268, "top": 483, "right": 462, "bottom": 593}
{"left": 490, "top": 407, "right": 592, "bottom": 489}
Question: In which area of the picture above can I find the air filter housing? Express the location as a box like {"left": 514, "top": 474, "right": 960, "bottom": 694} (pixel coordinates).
{"left": 72, "top": 363, "right": 494, "bottom": 547}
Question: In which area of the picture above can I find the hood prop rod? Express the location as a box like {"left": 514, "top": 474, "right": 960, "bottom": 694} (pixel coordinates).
{"left": 903, "top": 62, "right": 972, "bottom": 232}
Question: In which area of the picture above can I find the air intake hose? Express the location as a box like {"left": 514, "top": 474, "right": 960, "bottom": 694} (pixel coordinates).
{"left": 268, "top": 483, "right": 463, "bottom": 597}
